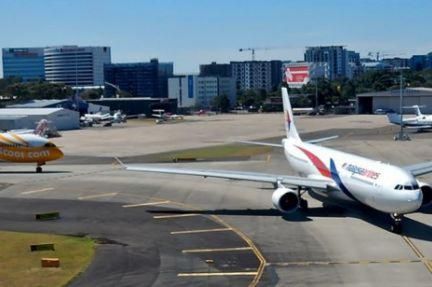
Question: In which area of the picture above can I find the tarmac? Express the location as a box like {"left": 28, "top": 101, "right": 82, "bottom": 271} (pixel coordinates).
{"left": 0, "top": 113, "right": 431, "bottom": 286}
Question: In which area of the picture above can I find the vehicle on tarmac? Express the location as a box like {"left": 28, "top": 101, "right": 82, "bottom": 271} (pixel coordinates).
{"left": 123, "top": 87, "right": 432, "bottom": 233}
{"left": 387, "top": 105, "right": 432, "bottom": 131}
{"left": 0, "top": 131, "right": 63, "bottom": 172}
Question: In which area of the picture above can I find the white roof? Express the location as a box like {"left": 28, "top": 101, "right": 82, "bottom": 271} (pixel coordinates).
{"left": 0, "top": 108, "right": 65, "bottom": 116}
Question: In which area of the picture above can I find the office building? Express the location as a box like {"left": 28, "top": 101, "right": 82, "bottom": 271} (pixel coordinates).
{"left": 304, "top": 46, "right": 352, "bottom": 80}
{"left": 168, "top": 75, "right": 236, "bottom": 109}
{"left": 231, "top": 61, "right": 281, "bottom": 92}
{"left": 44, "top": 46, "right": 111, "bottom": 86}
{"left": 2, "top": 47, "right": 45, "bottom": 81}
{"left": 104, "top": 59, "right": 173, "bottom": 98}
{"left": 199, "top": 62, "right": 232, "bottom": 77}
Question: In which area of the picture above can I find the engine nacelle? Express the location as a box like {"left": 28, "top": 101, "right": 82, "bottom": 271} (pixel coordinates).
{"left": 418, "top": 181, "right": 432, "bottom": 207}
{"left": 272, "top": 186, "right": 299, "bottom": 213}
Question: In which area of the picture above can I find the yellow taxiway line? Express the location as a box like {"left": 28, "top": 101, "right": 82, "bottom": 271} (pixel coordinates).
{"left": 171, "top": 227, "right": 232, "bottom": 235}
{"left": 21, "top": 187, "right": 54, "bottom": 195}
{"left": 402, "top": 235, "right": 432, "bottom": 273}
{"left": 178, "top": 271, "right": 258, "bottom": 277}
{"left": 78, "top": 192, "right": 118, "bottom": 200}
{"left": 182, "top": 247, "right": 252, "bottom": 254}
{"left": 123, "top": 201, "right": 171, "bottom": 208}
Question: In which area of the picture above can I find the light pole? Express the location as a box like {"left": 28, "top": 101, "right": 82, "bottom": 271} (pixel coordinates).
{"left": 394, "top": 68, "right": 410, "bottom": 141}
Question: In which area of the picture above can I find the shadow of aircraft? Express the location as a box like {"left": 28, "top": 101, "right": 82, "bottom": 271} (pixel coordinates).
{"left": 148, "top": 205, "right": 432, "bottom": 241}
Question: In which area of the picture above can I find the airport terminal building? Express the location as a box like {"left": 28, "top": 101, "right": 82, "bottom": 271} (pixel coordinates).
{"left": 357, "top": 87, "right": 432, "bottom": 114}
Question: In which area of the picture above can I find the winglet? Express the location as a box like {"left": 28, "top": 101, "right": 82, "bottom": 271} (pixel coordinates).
{"left": 113, "top": 157, "right": 126, "bottom": 168}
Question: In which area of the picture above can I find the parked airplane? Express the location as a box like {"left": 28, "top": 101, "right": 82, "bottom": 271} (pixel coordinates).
{"left": 387, "top": 105, "right": 432, "bottom": 131}
{"left": 123, "top": 87, "right": 432, "bottom": 233}
{"left": 0, "top": 132, "right": 63, "bottom": 172}
{"left": 81, "top": 110, "right": 126, "bottom": 126}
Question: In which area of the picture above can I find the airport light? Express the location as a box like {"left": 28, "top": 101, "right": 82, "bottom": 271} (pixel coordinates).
{"left": 394, "top": 67, "right": 410, "bottom": 141}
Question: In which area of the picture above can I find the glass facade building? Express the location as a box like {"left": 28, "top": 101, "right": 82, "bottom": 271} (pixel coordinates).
{"left": 44, "top": 46, "right": 111, "bottom": 86}
{"left": 2, "top": 47, "right": 45, "bottom": 81}
{"left": 104, "top": 59, "right": 173, "bottom": 98}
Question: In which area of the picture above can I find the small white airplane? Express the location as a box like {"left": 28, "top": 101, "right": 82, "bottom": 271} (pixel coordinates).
{"left": 81, "top": 111, "right": 126, "bottom": 126}
{"left": 387, "top": 105, "right": 432, "bottom": 131}
{"left": 123, "top": 87, "right": 432, "bottom": 233}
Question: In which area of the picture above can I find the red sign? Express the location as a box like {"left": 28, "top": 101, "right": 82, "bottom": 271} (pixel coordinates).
{"left": 284, "top": 65, "right": 310, "bottom": 87}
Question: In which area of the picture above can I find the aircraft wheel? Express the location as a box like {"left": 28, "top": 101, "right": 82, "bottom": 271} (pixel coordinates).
{"left": 299, "top": 199, "right": 308, "bottom": 211}
{"left": 36, "top": 166, "right": 42, "bottom": 173}
{"left": 390, "top": 222, "right": 402, "bottom": 234}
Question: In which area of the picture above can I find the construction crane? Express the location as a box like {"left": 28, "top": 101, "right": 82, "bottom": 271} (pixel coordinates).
{"left": 238, "top": 47, "right": 273, "bottom": 61}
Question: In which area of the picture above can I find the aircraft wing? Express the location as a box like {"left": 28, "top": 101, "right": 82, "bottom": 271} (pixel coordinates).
{"left": 125, "top": 164, "right": 332, "bottom": 189}
{"left": 403, "top": 161, "right": 432, "bottom": 177}
{"left": 238, "top": 135, "right": 338, "bottom": 148}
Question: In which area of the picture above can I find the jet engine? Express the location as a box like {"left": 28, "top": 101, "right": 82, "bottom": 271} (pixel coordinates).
{"left": 418, "top": 181, "right": 432, "bottom": 207}
{"left": 272, "top": 186, "right": 299, "bottom": 213}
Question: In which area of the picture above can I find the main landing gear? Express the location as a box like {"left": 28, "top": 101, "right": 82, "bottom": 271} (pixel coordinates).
{"left": 298, "top": 187, "right": 309, "bottom": 211}
{"left": 36, "top": 162, "right": 45, "bottom": 173}
{"left": 390, "top": 213, "right": 403, "bottom": 234}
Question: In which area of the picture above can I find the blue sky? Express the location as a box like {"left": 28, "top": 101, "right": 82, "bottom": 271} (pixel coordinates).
{"left": 0, "top": 0, "right": 431, "bottom": 76}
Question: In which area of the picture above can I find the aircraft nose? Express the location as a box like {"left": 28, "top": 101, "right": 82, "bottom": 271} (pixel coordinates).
{"left": 54, "top": 147, "right": 64, "bottom": 159}
{"left": 405, "top": 190, "right": 423, "bottom": 211}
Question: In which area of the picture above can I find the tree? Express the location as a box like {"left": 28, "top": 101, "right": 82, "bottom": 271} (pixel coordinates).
{"left": 212, "top": 94, "right": 230, "bottom": 112}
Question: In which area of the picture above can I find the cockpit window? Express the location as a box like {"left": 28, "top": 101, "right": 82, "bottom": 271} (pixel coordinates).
{"left": 44, "top": 142, "right": 56, "bottom": 148}
{"left": 395, "top": 184, "right": 419, "bottom": 190}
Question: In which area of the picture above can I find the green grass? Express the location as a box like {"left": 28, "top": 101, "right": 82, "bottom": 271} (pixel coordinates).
{"left": 0, "top": 231, "right": 95, "bottom": 287}
{"left": 142, "top": 144, "right": 272, "bottom": 162}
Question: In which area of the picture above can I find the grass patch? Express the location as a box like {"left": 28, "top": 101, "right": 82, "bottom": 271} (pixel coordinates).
{"left": 0, "top": 231, "right": 95, "bottom": 287}
{"left": 139, "top": 144, "right": 272, "bottom": 163}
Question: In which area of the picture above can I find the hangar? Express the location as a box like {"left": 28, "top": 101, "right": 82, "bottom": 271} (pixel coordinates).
{"left": 0, "top": 108, "right": 79, "bottom": 131}
{"left": 357, "top": 87, "right": 432, "bottom": 114}
{"left": 88, "top": 98, "right": 177, "bottom": 117}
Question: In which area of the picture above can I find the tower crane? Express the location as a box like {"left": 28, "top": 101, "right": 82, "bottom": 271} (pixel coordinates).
{"left": 238, "top": 47, "right": 274, "bottom": 61}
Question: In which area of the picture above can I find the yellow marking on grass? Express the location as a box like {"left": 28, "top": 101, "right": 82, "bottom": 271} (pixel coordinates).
{"left": 21, "top": 187, "right": 54, "bottom": 195}
{"left": 182, "top": 247, "right": 252, "bottom": 253}
{"left": 78, "top": 192, "right": 118, "bottom": 200}
{"left": 171, "top": 227, "right": 232, "bottom": 235}
{"left": 178, "top": 271, "right": 258, "bottom": 277}
{"left": 122, "top": 201, "right": 171, "bottom": 208}
{"left": 153, "top": 213, "right": 199, "bottom": 219}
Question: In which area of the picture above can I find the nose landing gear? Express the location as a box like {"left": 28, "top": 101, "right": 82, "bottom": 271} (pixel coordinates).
{"left": 390, "top": 213, "right": 403, "bottom": 234}
{"left": 36, "top": 162, "right": 45, "bottom": 173}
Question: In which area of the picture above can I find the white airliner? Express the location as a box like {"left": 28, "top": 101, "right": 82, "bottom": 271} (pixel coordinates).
{"left": 124, "top": 88, "right": 432, "bottom": 233}
{"left": 387, "top": 105, "right": 432, "bottom": 131}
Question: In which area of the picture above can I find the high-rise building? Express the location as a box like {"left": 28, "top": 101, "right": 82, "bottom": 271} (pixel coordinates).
{"left": 168, "top": 75, "right": 236, "bottom": 109}
{"left": 199, "top": 62, "right": 232, "bottom": 77}
{"left": 2, "top": 47, "right": 45, "bottom": 81}
{"left": 104, "top": 59, "right": 174, "bottom": 98}
{"left": 304, "top": 46, "right": 351, "bottom": 80}
{"left": 231, "top": 61, "right": 281, "bottom": 92}
{"left": 44, "top": 46, "right": 111, "bottom": 86}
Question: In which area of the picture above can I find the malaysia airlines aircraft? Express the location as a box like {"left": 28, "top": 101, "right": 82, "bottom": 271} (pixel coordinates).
{"left": 387, "top": 105, "right": 432, "bottom": 131}
{"left": 0, "top": 132, "right": 63, "bottom": 172}
{"left": 124, "top": 87, "right": 432, "bottom": 233}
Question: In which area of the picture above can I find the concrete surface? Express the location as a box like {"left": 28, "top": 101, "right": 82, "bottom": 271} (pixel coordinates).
{"left": 0, "top": 113, "right": 431, "bottom": 286}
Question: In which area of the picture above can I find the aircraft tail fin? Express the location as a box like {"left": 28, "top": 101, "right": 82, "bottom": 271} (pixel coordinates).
{"left": 282, "top": 87, "right": 301, "bottom": 141}
{"left": 413, "top": 105, "right": 423, "bottom": 117}
{"left": 387, "top": 112, "right": 402, "bottom": 125}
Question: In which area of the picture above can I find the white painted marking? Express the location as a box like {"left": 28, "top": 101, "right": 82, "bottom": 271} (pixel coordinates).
{"left": 21, "top": 187, "right": 54, "bottom": 195}
{"left": 178, "top": 271, "right": 258, "bottom": 277}
{"left": 78, "top": 192, "right": 118, "bottom": 200}
{"left": 122, "top": 201, "right": 170, "bottom": 208}
{"left": 182, "top": 247, "right": 253, "bottom": 253}
{"left": 171, "top": 227, "right": 232, "bottom": 235}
